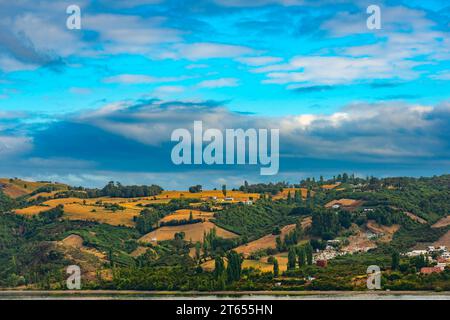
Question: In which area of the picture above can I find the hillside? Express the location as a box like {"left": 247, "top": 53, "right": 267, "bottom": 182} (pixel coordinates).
{"left": 0, "top": 178, "right": 68, "bottom": 198}
{"left": 0, "top": 174, "right": 449, "bottom": 291}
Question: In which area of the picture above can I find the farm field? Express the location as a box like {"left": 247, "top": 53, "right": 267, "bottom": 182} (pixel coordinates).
{"left": 0, "top": 178, "right": 67, "bottom": 198}
{"left": 201, "top": 252, "right": 289, "bottom": 273}
{"left": 139, "top": 221, "right": 238, "bottom": 243}
{"left": 273, "top": 188, "right": 307, "bottom": 200}
{"left": 404, "top": 211, "right": 428, "bottom": 224}
{"left": 321, "top": 183, "right": 341, "bottom": 190}
{"left": 366, "top": 220, "right": 400, "bottom": 243}
{"left": 159, "top": 209, "right": 214, "bottom": 222}
{"left": 155, "top": 190, "right": 260, "bottom": 202}
{"left": 433, "top": 230, "right": 450, "bottom": 248}
{"left": 235, "top": 224, "right": 297, "bottom": 257}
{"left": 432, "top": 216, "right": 450, "bottom": 228}
{"left": 325, "top": 198, "right": 363, "bottom": 208}
{"left": 15, "top": 198, "right": 140, "bottom": 226}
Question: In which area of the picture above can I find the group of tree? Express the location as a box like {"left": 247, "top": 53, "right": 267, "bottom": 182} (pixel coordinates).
{"left": 188, "top": 185, "right": 202, "bottom": 193}
{"left": 239, "top": 181, "right": 288, "bottom": 195}
{"left": 213, "top": 251, "right": 242, "bottom": 287}
{"left": 309, "top": 206, "right": 360, "bottom": 240}
{"left": 287, "top": 243, "right": 314, "bottom": 270}
{"left": 82, "top": 181, "right": 163, "bottom": 198}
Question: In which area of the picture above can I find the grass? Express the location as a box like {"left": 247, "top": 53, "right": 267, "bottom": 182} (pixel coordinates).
{"left": 0, "top": 178, "right": 67, "bottom": 198}
{"left": 234, "top": 224, "right": 297, "bottom": 257}
{"left": 16, "top": 198, "right": 141, "bottom": 227}
{"left": 139, "top": 221, "right": 238, "bottom": 243}
{"left": 159, "top": 209, "right": 214, "bottom": 222}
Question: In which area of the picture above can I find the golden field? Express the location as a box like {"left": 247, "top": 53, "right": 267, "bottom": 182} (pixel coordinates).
{"left": 159, "top": 209, "right": 214, "bottom": 222}
{"left": 14, "top": 187, "right": 303, "bottom": 229}
{"left": 324, "top": 198, "right": 362, "bottom": 208}
{"left": 201, "top": 252, "right": 289, "bottom": 273}
{"left": 139, "top": 221, "right": 238, "bottom": 243}
{"left": 0, "top": 178, "right": 67, "bottom": 198}
{"left": 272, "top": 188, "right": 308, "bottom": 200}
{"left": 234, "top": 224, "right": 297, "bottom": 257}
{"left": 321, "top": 183, "right": 341, "bottom": 190}
{"left": 154, "top": 190, "right": 260, "bottom": 202}
{"left": 15, "top": 197, "right": 140, "bottom": 227}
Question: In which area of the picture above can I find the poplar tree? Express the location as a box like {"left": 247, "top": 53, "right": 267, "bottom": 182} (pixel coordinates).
{"left": 288, "top": 247, "right": 296, "bottom": 270}
{"left": 273, "top": 258, "right": 279, "bottom": 277}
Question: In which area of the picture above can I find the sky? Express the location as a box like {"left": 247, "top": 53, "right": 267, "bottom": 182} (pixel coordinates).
{"left": 0, "top": 0, "right": 449, "bottom": 189}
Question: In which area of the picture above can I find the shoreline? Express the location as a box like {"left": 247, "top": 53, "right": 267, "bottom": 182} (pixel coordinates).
{"left": 0, "top": 290, "right": 449, "bottom": 300}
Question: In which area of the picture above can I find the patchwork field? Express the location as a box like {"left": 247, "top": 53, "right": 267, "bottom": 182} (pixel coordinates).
{"left": 325, "top": 198, "right": 363, "bottom": 208}
{"left": 273, "top": 188, "right": 308, "bottom": 200}
{"left": 404, "top": 211, "right": 428, "bottom": 224}
{"left": 366, "top": 220, "right": 400, "bottom": 242}
{"left": 154, "top": 190, "right": 260, "bottom": 202}
{"left": 15, "top": 198, "right": 140, "bottom": 227}
{"left": 139, "top": 221, "right": 238, "bottom": 243}
{"left": 432, "top": 216, "right": 450, "bottom": 228}
{"left": 321, "top": 183, "right": 341, "bottom": 190}
{"left": 235, "top": 224, "right": 297, "bottom": 257}
{"left": 160, "top": 209, "right": 214, "bottom": 222}
{"left": 433, "top": 230, "right": 450, "bottom": 248}
{"left": 201, "top": 252, "right": 289, "bottom": 273}
{"left": 0, "top": 178, "right": 67, "bottom": 198}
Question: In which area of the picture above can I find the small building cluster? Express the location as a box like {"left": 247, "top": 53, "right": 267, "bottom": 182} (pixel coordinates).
{"left": 406, "top": 246, "right": 450, "bottom": 274}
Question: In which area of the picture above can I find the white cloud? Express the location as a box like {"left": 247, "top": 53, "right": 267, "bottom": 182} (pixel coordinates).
{"left": 165, "top": 42, "right": 255, "bottom": 60}
{"left": 237, "top": 56, "right": 283, "bottom": 66}
{"left": 214, "top": 0, "right": 306, "bottom": 7}
{"left": 83, "top": 14, "right": 182, "bottom": 52}
{"left": 0, "top": 136, "right": 32, "bottom": 158}
{"left": 256, "top": 56, "right": 415, "bottom": 85}
{"left": 197, "top": 78, "right": 239, "bottom": 88}
{"left": 103, "top": 74, "right": 189, "bottom": 84}
{"left": 73, "top": 98, "right": 450, "bottom": 161}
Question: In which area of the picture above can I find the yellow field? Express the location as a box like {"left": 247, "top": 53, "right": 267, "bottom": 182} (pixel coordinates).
{"left": 321, "top": 183, "right": 341, "bottom": 190}
{"left": 139, "top": 221, "right": 238, "bottom": 243}
{"left": 15, "top": 197, "right": 140, "bottom": 226}
{"left": 259, "top": 252, "right": 289, "bottom": 272}
{"left": 160, "top": 209, "right": 214, "bottom": 222}
{"left": 325, "top": 198, "right": 362, "bottom": 208}
{"left": 235, "top": 224, "right": 297, "bottom": 257}
{"left": 15, "top": 205, "right": 52, "bottom": 216}
{"left": 154, "top": 190, "right": 260, "bottom": 202}
{"left": 0, "top": 178, "right": 67, "bottom": 198}
{"left": 273, "top": 188, "right": 308, "bottom": 200}
{"left": 63, "top": 203, "right": 140, "bottom": 227}
{"left": 28, "top": 191, "right": 60, "bottom": 201}
{"left": 202, "top": 252, "right": 289, "bottom": 273}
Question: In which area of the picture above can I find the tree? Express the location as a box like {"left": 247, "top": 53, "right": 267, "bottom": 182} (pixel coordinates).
{"left": 222, "top": 185, "right": 227, "bottom": 197}
{"left": 189, "top": 185, "right": 202, "bottom": 193}
{"left": 305, "top": 243, "right": 313, "bottom": 265}
{"left": 287, "top": 191, "right": 292, "bottom": 203}
{"left": 391, "top": 251, "right": 400, "bottom": 270}
{"left": 294, "top": 190, "right": 302, "bottom": 204}
{"left": 226, "top": 251, "right": 242, "bottom": 283}
{"left": 214, "top": 256, "right": 225, "bottom": 280}
{"left": 288, "top": 247, "right": 296, "bottom": 270}
{"left": 276, "top": 236, "right": 284, "bottom": 252}
{"left": 195, "top": 242, "right": 202, "bottom": 263}
{"left": 297, "top": 247, "right": 306, "bottom": 268}
{"left": 189, "top": 211, "right": 194, "bottom": 222}
{"left": 273, "top": 258, "right": 279, "bottom": 277}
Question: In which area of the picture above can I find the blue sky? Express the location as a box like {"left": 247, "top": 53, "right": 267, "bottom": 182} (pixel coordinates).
{"left": 0, "top": 0, "right": 449, "bottom": 188}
